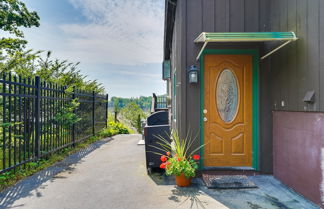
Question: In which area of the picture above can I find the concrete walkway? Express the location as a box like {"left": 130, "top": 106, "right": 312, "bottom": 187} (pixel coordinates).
{"left": 0, "top": 135, "right": 228, "bottom": 209}
{"left": 0, "top": 135, "right": 320, "bottom": 209}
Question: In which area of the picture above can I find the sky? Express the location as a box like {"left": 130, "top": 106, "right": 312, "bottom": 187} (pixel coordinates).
{"left": 20, "top": 0, "right": 166, "bottom": 98}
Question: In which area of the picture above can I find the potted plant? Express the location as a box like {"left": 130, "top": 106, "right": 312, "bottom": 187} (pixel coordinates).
{"left": 154, "top": 130, "right": 203, "bottom": 187}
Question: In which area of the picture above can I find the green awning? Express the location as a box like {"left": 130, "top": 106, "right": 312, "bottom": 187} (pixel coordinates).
{"left": 194, "top": 32, "right": 298, "bottom": 60}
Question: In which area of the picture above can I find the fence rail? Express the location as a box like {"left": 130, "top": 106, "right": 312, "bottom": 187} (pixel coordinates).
{"left": 151, "top": 93, "right": 168, "bottom": 113}
{"left": 0, "top": 73, "right": 108, "bottom": 173}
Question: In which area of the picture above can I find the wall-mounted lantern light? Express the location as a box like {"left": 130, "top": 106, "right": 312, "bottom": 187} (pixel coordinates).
{"left": 188, "top": 65, "right": 198, "bottom": 84}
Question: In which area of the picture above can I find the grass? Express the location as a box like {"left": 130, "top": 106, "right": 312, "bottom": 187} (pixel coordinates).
{"left": 0, "top": 122, "right": 131, "bottom": 192}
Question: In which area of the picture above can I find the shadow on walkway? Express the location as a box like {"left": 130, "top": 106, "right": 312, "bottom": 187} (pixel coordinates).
{"left": 0, "top": 137, "right": 113, "bottom": 209}
{"left": 149, "top": 172, "right": 209, "bottom": 209}
{"left": 169, "top": 187, "right": 208, "bottom": 209}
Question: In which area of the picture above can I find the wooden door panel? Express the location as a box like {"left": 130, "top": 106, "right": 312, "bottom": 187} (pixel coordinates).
{"left": 209, "top": 133, "right": 224, "bottom": 154}
{"left": 204, "top": 54, "right": 252, "bottom": 167}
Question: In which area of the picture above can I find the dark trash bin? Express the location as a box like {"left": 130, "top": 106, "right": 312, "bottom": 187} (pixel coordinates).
{"left": 144, "top": 111, "right": 170, "bottom": 174}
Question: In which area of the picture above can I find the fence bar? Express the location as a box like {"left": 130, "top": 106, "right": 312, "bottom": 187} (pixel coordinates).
{"left": 106, "top": 94, "right": 109, "bottom": 128}
{"left": 2, "top": 74, "right": 6, "bottom": 170}
{"left": 72, "top": 86, "right": 76, "bottom": 146}
{"left": 13, "top": 75, "right": 17, "bottom": 170}
{"left": 92, "top": 91, "right": 95, "bottom": 136}
{"left": 18, "top": 76, "right": 22, "bottom": 165}
{"left": 34, "top": 76, "right": 41, "bottom": 158}
{"left": 0, "top": 74, "right": 108, "bottom": 174}
{"left": 8, "top": 73, "right": 12, "bottom": 168}
{"left": 23, "top": 78, "right": 27, "bottom": 168}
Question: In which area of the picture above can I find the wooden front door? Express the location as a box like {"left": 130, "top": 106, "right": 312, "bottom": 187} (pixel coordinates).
{"left": 203, "top": 54, "right": 253, "bottom": 167}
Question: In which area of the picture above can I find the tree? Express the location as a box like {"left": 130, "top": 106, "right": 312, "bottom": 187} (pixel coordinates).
{"left": 0, "top": 0, "right": 40, "bottom": 53}
{"left": 120, "top": 102, "right": 145, "bottom": 133}
{"left": 113, "top": 99, "right": 120, "bottom": 122}
{"left": 0, "top": 1, "right": 104, "bottom": 93}
{"left": 109, "top": 96, "right": 153, "bottom": 112}
{"left": 136, "top": 114, "right": 142, "bottom": 134}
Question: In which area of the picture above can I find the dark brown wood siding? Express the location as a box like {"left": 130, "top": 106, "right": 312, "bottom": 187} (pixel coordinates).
{"left": 177, "top": 0, "right": 272, "bottom": 172}
{"left": 269, "top": 0, "right": 323, "bottom": 112}
{"left": 168, "top": 0, "right": 323, "bottom": 174}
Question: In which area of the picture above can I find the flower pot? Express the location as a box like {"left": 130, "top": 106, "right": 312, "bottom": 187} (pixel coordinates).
{"left": 175, "top": 173, "right": 192, "bottom": 187}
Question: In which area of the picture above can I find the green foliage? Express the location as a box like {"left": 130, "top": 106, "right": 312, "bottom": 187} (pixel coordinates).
{"left": 164, "top": 156, "right": 198, "bottom": 178}
{"left": 120, "top": 102, "right": 145, "bottom": 133}
{"left": 0, "top": 121, "right": 22, "bottom": 128}
{"left": 153, "top": 130, "right": 204, "bottom": 178}
{"left": 0, "top": 50, "right": 105, "bottom": 93}
{"left": 113, "top": 98, "right": 120, "bottom": 113}
{"left": 54, "top": 98, "right": 81, "bottom": 128}
{"left": 0, "top": 0, "right": 40, "bottom": 36}
{"left": 136, "top": 114, "right": 142, "bottom": 134}
{"left": 110, "top": 96, "right": 152, "bottom": 112}
{"left": 0, "top": 1, "right": 104, "bottom": 93}
{"left": 99, "top": 121, "right": 130, "bottom": 137}
{"left": 0, "top": 0, "right": 40, "bottom": 52}
{"left": 0, "top": 38, "right": 27, "bottom": 53}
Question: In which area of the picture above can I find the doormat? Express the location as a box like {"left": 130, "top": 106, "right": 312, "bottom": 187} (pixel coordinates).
{"left": 202, "top": 174, "right": 258, "bottom": 189}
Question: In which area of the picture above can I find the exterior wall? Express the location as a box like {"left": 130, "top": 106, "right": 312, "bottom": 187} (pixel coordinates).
{"left": 170, "top": 0, "right": 186, "bottom": 133}
{"left": 171, "top": 0, "right": 272, "bottom": 172}
{"left": 273, "top": 111, "right": 324, "bottom": 207}
{"left": 267, "top": 0, "right": 324, "bottom": 179}
{"left": 167, "top": 0, "right": 324, "bottom": 174}
{"left": 268, "top": 0, "right": 324, "bottom": 112}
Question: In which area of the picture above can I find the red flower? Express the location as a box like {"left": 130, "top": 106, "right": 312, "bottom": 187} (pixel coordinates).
{"left": 193, "top": 155, "right": 200, "bottom": 160}
{"left": 177, "top": 157, "right": 182, "bottom": 162}
{"left": 165, "top": 161, "right": 171, "bottom": 166}
{"left": 160, "top": 163, "right": 166, "bottom": 169}
{"left": 166, "top": 151, "right": 171, "bottom": 156}
{"left": 160, "top": 155, "right": 167, "bottom": 162}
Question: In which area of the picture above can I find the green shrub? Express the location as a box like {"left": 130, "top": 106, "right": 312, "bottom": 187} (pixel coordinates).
{"left": 99, "top": 121, "right": 130, "bottom": 137}
{"left": 120, "top": 102, "right": 145, "bottom": 133}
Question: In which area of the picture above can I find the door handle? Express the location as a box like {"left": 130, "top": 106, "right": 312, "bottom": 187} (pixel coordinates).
{"left": 204, "top": 117, "right": 208, "bottom": 122}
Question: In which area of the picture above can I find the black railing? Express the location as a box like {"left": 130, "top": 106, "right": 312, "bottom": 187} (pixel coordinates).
{"left": 151, "top": 93, "right": 167, "bottom": 113}
{"left": 0, "top": 73, "right": 108, "bottom": 173}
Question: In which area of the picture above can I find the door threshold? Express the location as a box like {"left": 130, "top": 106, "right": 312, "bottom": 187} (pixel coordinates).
{"left": 201, "top": 167, "right": 256, "bottom": 171}
{"left": 199, "top": 167, "right": 259, "bottom": 176}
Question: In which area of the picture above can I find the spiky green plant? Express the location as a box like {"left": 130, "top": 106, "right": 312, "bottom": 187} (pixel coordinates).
{"left": 152, "top": 129, "right": 203, "bottom": 158}
{"left": 149, "top": 129, "right": 205, "bottom": 178}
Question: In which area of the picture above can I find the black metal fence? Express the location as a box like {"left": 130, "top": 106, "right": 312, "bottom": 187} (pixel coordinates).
{"left": 156, "top": 96, "right": 167, "bottom": 109}
{"left": 151, "top": 93, "right": 168, "bottom": 112}
{"left": 0, "top": 73, "right": 108, "bottom": 173}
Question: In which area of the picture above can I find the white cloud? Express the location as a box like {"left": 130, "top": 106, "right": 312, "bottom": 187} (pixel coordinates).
{"left": 62, "top": 0, "right": 165, "bottom": 65}
{"left": 20, "top": 0, "right": 166, "bottom": 98}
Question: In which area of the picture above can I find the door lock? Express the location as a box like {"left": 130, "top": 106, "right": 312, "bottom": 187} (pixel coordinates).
{"left": 203, "top": 109, "right": 207, "bottom": 114}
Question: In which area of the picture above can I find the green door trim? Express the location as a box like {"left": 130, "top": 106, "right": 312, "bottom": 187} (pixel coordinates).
{"left": 199, "top": 49, "right": 260, "bottom": 170}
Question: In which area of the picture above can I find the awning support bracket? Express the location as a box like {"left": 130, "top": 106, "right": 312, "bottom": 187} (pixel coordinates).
{"left": 261, "top": 40, "right": 293, "bottom": 60}
{"left": 196, "top": 41, "right": 208, "bottom": 60}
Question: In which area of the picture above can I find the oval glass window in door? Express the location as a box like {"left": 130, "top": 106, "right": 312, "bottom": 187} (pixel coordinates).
{"left": 216, "top": 69, "right": 239, "bottom": 123}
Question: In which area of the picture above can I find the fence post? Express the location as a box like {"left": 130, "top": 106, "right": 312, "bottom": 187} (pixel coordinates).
{"left": 92, "top": 91, "right": 95, "bottom": 136}
{"left": 72, "top": 86, "right": 76, "bottom": 146}
{"left": 34, "top": 76, "right": 41, "bottom": 158}
{"left": 105, "top": 94, "right": 109, "bottom": 128}
{"left": 152, "top": 93, "right": 157, "bottom": 112}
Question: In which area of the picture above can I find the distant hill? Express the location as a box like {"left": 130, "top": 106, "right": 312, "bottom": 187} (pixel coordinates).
{"left": 109, "top": 96, "right": 153, "bottom": 112}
